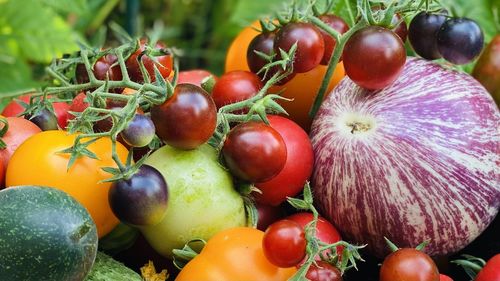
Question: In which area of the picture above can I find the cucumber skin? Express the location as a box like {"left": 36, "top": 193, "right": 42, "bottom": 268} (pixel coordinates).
{"left": 0, "top": 186, "right": 98, "bottom": 281}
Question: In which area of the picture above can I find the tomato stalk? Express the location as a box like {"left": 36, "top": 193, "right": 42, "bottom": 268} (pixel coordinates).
{"left": 0, "top": 117, "right": 9, "bottom": 149}
{"left": 287, "top": 183, "right": 366, "bottom": 280}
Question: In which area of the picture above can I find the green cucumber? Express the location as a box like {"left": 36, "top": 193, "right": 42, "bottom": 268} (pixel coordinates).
{"left": 0, "top": 186, "right": 98, "bottom": 281}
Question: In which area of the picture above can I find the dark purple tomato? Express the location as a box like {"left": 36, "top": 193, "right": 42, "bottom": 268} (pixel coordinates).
{"left": 274, "top": 22, "right": 325, "bottom": 73}
{"left": 437, "top": 18, "right": 484, "bottom": 65}
{"left": 318, "top": 14, "right": 350, "bottom": 65}
{"left": 392, "top": 13, "right": 408, "bottom": 43}
{"left": 256, "top": 202, "right": 285, "bottom": 231}
{"left": 120, "top": 114, "right": 156, "bottom": 147}
{"left": 150, "top": 84, "right": 217, "bottom": 150}
{"left": 76, "top": 54, "right": 123, "bottom": 83}
{"left": 343, "top": 26, "right": 406, "bottom": 90}
{"left": 305, "top": 261, "right": 343, "bottom": 281}
{"left": 408, "top": 11, "right": 448, "bottom": 60}
{"left": 108, "top": 165, "right": 168, "bottom": 226}
{"left": 25, "top": 109, "right": 58, "bottom": 131}
{"left": 222, "top": 121, "right": 287, "bottom": 183}
{"left": 211, "top": 70, "right": 262, "bottom": 110}
{"left": 247, "top": 32, "right": 296, "bottom": 85}
{"left": 125, "top": 39, "right": 173, "bottom": 83}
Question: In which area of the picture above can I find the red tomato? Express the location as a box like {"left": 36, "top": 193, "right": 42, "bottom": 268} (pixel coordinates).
{"left": 255, "top": 116, "right": 313, "bottom": 205}
{"left": 318, "top": 14, "right": 350, "bottom": 65}
{"left": 211, "top": 70, "right": 262, "bottom": 110}
{"left": 222, "top": 121, "right": 287, "bottom": 183}
{"left": 0, "top": 117, "right": 41, "bottom": 169}
{"left": 286, "top": 212, "right": 342, "bottom": 259}
{"left": 475, "top": 254, "right": 500, "bottom": 281}
{"left": 2, "top": 94, "right": 70, "bottom": 128}
{"left": 177, "top": 70, "right": 216, "bottom": 87}
{"left": 256, "top": 202, "right": 285, "bottom": 231}
{"left": 263, "top": 219, "right": 307, "bottom": 268}
{"left": 126, "top": 39, "right": 173, "bottom": 83}
{"left": 68, "top": 92, "right": 89, "bottom": 121}
{"left": 343, "top": 26, "right": 406, "bottom": 90}
{"left": 380, "top": 248, "right": 440, "bottom": 281}
{"left": 305, "top": 261, "right": 343, "bottom": 281}
{"left": 439, "top": 274, "right": 453, "bottom": 281}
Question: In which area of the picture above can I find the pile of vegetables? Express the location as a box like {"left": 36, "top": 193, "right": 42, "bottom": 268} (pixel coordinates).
{"left": 0, "top": 0, "right": 498, "bottom": 280}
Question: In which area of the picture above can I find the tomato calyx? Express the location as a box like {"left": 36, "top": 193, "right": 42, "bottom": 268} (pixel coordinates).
{"left": 0, "top": 116, "right": 8, "bottom": 149}
{"left": 452, "top": 255, "right": 487, "bottom": 280}
{"left": 172, "top": 238, "right": 207, "bottom": 269}
{"left": 285, "top": 183, "right": 366, "bottom": 281}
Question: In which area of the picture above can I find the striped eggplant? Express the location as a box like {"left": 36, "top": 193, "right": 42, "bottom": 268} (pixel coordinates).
{"left": 310, "top": 57, "right": 500, "bottom": 257}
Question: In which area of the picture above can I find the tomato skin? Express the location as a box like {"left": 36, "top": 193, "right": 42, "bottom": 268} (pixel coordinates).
{"left": 126, "top": 39, "right": 173, "bottom": 83}
{"left": 247, "top": 32, "right": 276, "bottom": 74}
{"left": 68, "top": 92, "right": 89, "bottom": 121}
{"left": 286, "top": 212, "right": 342, "bottom": 259}
{"left": 212, "top": 70, "right": 262, "bottom": 110}
{"left": 392, "top": 13, "right": 408, "bottom": 42}
{"left": 275, "top": 22, "right": 325, "bottom": 73}
{"left": 263, "top": 220, "right": 307, "bottom": 268}
{"left": 379, "top": 248, "right": 440, "bottom": 281}
{"left": 305, "top": 261, "right": 343, "bottom": 281}
{"left": 0, "top": 117, "right": 41, "bottom": 171}
{"left": 256, "top": 202, "right": 285, "bottom": 231}
{"left": 151, "top": 84, "right": 217, "bottom": 150}
{"left": 5, "top": 130, "right": 128, "bottom": 237}
{"left": 343, "top": 26, "right": 406, "bottom": 90}
{"left": 475, "top": 254, "right": 500, "bottom": 281}
{"left": 177, "top": 70, "right": 216, "bottom": 87}
{"left": 2, "top": 94, "right": 70, "bottom": 128}
{"left": 76, "top": 54, "right": 123, "bottom": 84}
{"left": 318, "top": 14, "right": 350, "bottom": 65}
{"left": 472, "top": 35, "right": 500, "bottom": 104}
{"left": 225, "top": 21, "right": 261, "bottom": 73}
{"left": 222, "top": 121, "right": 287, "bottom": 183}
{"left": 439, "top": 274, "right": 453, "bottom": 281}
{"left": 254, "top": 116, "right": 313, "bottom": 205}
{"left": 176, "top": 227, "right": 296, "bottom": 281}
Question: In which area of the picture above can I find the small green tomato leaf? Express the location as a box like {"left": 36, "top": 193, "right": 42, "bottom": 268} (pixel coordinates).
{"left": 384, "top": 236, "right": 400, "bottom": 252}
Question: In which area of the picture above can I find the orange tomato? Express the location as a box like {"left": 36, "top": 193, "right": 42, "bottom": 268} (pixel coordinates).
{"left": 175, "top": 227, "right": 296, "bottom": 281}
{"left": 274, "top": 62, "right": 345, "bottom": 130}
{"left": 225, "top": 20, "right": 261, "bottom": 73}
{"left": 225, "top": 21, "right": 346, "bottom": 131}
{"left": 6, "top": 130, "right": 128, "bottom": 237}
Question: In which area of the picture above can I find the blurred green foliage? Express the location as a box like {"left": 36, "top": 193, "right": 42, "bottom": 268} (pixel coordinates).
{"left": 0, "top": 0, "right": 498, "bottom": 106}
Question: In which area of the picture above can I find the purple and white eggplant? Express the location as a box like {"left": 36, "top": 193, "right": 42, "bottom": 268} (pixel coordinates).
{"left": 310, "top": 57, "right": 500, "bottom": 257}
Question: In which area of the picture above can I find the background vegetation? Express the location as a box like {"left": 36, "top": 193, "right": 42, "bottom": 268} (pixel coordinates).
{"left": 0, "top": 0, "right": 498, "bottom": 103}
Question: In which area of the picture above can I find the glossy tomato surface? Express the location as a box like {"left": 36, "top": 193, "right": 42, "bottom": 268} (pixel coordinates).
{"left": 177, "top": 70, "right": 216, "bottom": 87}
{"left": 5, "top": 130, "right": 128, "bottom": 237}
{"left": 222, "top": 121, "right": 287, "bottom": 183}
{"left": 343, "top": 26, "right": 406, "bottom": 90}
{"left": 126, "top": 39, "right": 173, "bottom": 83}
{"left": 151, "top": 84, "right": 217, "bottom": 150}
{"left": 212, "top": 70, "right": 262, "bottom": 110}
{"left": 262, "top": 220, "right": 307, "bottom": 268}
{"left": 475, "top": 254, "right": 500, "bottom": 281}
{"left": 305, "top": 261, "right": 343, "bottom": 281}
{"left": 255, "top": 116, "right": 313, "bottom": 205}
{"left": 379, "top": 248, "right": 440, "bottom": 281}
{"left": 0, "top": 117, "right": 41, "bottom": 169}
{"left": 318, "top": 14, "right": 350, "bottom": 65}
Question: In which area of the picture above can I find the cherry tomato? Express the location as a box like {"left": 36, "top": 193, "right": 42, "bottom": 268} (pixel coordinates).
{"left": 305, "top": 261, "right": 343, "bottom": 281}
{"left": 222, "top": 121, "right": 287, "bottom": 183}
{"left": 109, "top": 165, "right": 168, "bottom": 226}
{"left": 379, "top": 248, "right": 440, "bottom": 281}
{"left": 120, "top": 114, "right": 156, "bottom": 148}
{"left": 25, "top": 109, "right": 58, "bottom": 131}
{"left": 472, "top": 35, "right": 500, "bottom": 104}
{"left": 126, "top": 39, "right": 173, "bottom": 83}
{"left": 286, "top": 212, "right": 342, "bottom": 259}
{"left": 439, "top": 274, "right": 453, "bottom": 281}
{"left": 151, "top": 84, "right": 217, "bottom": 150}
{"left": 274, "top": 63, "right": 345, "bottom": 131}
{"left": 177, "top": 70, "right": 216, "bottom": 87}
{"left": 76, "top": 54, "right": 123, "bottom": 84}
{"left": 225, "top": 20, "right": 261, "bottom": 73}
{"left": 475, "top": 254, "right": 500, "bottom": 281}
{"left": 437, "top": 18, "right": 484, "bottom": 65}
{"left": 408, "top": 11, "right": 448, "bottom": 60}
{"left": 318, "top": 14, "right": 350, "bottom": 65}
{"left": 343, "top": 26, "right": 406, "bottom": 90}
{"left": 5, "top": 130, "right": 129, "bottom": 237}
{"left": 254, "top": 116, "right": 313, "bottom": 205}
{"left": 68, "top": 92, "right": 89, "bottom": 121}
{"left": 263, "top": 219, "right": 307, "bottom": 268}
{"left": 392, "top": 13, "right": 408, "bottom": 42}
{"left": 176, "top": 227, "right": 296, "bottom": 281}
{"left": 274, "top": 22, "right": 325, "bottom": 73}
{"left": 256, "top": 202, "right": 285, "bottom": 231}
{"left": 2, "top": 94, "right": 70, "bottom": 128}
{"left": 0, "top": 117, "right": 41, "bottom": 171}
{"left": 212, "top": 70, "right": 262, "bottom": 110}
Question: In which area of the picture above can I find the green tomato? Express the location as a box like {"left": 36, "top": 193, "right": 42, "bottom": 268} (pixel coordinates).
{"left": 140, "top": 144, "right": 246, "bottom": 257}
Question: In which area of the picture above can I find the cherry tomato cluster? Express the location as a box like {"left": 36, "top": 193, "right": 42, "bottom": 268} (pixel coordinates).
{"left": 409, "top": 11, "right": 484, "bottom": 64}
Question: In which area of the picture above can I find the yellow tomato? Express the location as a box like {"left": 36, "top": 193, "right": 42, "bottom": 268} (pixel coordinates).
{"left": 6, "top": 130, "right": 128, "bottom": 237}
{"left": 176, "top": 227, "right": 296, "bottom": 281}
{"left": 225, "top": 20, "right": 261, "bottom": 72}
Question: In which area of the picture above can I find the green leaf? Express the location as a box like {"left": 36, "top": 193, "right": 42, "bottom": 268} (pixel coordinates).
{"left": 0, "top": 0, "right": 79, "bottom": 63}
{"left": 0, "top": 59, "right": 38, "bottom": 95}
{"left": 40, "top": 0, "right": 88, "bottom": 16}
